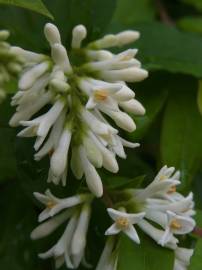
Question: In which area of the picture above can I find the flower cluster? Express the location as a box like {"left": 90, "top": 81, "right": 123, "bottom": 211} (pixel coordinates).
{"left": 9, "top": 22, "right": 196, "bottom": 270}
{"left": 32, "top": 166, "right": 195, "bottom": 270}
{"left": 102, "top": 166, "right": 195, "bottom": 269}
{"left": 31, "top": 190, "right": 93, "bottom": 269}
{"left": 10, "top": 23, "right": 148, "bottom": 197}
{"left": 0, "top": 30, "right": 22, "bottom": 102}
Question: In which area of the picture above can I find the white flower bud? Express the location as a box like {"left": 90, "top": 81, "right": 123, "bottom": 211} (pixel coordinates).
{"left": 51, "top": 43, "right": 72, "bottom": 73}
{"left": 89, "top": 34, "right": 118, "bottom": 49}
{"left": 100, "top": 67, "right": 148, "bottom": 82}
{"left": 10, "top": 46, "right": 45, "bottom": 62}
{"left": 86, "top": 49, "right": 113, "bottom": 61}
{"left": 83, "top": 136, "right": 103, "bottom": 168}
{"left": 31, "top": 210, "right": 71, "bottom": 240}
{"left": 71, "top": 203, "right": 91, "bottom": 256}
{"left": 0, "top": 30, "right": 9, "bottom": 40}
{"left": 50, "top": 127, "right": 72, "bottom": 178}
{"left": 103, "top": 109, "right": 136, "bottom": 132}
{"left": 71, "top": 24, "right": 87, "bottom": 49}
{"left": 44, "top": 23, "right": 61, "bottom": 45}
{"left": 79, "top": 146, "right": 103, "bottom": 197}
{"left": 116, "top": 30, "right": 140, "bottom": 46}
{"left": 71, "top": 147, "right": 84, "bottom": 179}
{"left": 120, "top": 99, "right": 146, "bottom": 115}
{"left": 50, "top": 78, "right": 70, "bottom": 93}
{"left": 113, "top": 85, "right": 135, "bottom": 101}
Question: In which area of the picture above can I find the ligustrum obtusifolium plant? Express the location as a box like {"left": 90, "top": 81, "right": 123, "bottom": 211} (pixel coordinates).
{"left": 6, "top": 22, "right": 196, "bottom": 270}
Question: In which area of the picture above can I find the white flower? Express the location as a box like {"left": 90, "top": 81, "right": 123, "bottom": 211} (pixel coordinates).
{"left": 146, "top": 193, "right": 195, "bottom": 214}
{"left": 78, "top": 145, "right": 103, "bottom": 197}
{"left": 32, "top": 191, "right": 92, "bottom": 269}
{"left": 10, "top": 22, "right": 147, "bottom": 197}
{"left": 96, "top": 237, "right": 118, "bottom": 270}
{"left": 137, "top": 219, "right": 178, "bottom": 249}
{"left": 34, "top": 189, "right": 92, "bottom": 222}
{"left": 105, "top": 208, "right": 145, "bottom": 244}
{"left": 71, "top": 24, "right": 87, "bottom": 49}
{"left": 121, "top": 166, "right": 196, "bottom": 249}
{"left": 174, "top": 247, "right": 194, "bottom": 270}
{"left": 135, "top": 165, "right": 181, "bottom": 202}
{"left": 158, "top": 211, "right": 195, "bottom": 246}
{"left": 87, "top": 30, "right": 140, "bottom": 49}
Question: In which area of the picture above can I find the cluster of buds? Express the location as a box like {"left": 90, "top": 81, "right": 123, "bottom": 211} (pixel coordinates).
{"left": 31, "top": 190, "right": 93, "bottom": 269}
{"left": 0, "top": 30, "right": 22, "bottom": 102}
{"left": 101, "top": 166, "right": 195, "bottom": 270}
{"left": 9, "top": 23, "right": 148, "bottom": 197}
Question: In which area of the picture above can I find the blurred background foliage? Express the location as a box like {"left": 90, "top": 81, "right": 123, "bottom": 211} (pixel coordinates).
{"left": 0, "top": 0, "right": 202, "bottom": 269}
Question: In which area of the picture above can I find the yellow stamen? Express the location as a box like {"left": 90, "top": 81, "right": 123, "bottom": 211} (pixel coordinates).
{"left": 116, "top": 217, "right": 129, "bottom": 229}
{"left": 121, "top": 55, "right": 131, "bottom": 61}
{"left": 170, "top": 219, "right": 182, "bottom": 230}
{"left": 167, "top": 186, "right": 176, "bottom": 194}
{"left": 159, "top": 175, "right": 167, "bottom": 181}
{"left": 94, "top": 89, "right": 108, "bottom": 101}
{"left": 47, "top": 201, "right": 56, "bottom": 209}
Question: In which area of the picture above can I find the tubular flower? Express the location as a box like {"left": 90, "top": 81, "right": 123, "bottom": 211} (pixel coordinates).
{"left": 0, "top": 30, "right": 22, "bottom": 102}
{"left": 96, "top": 237, "right": 119, "bottom": 270}
{"left": 174, "top": 247, "right": 194, "bottom": 270}
{"left": 106, "top": 166, "right": 195, "bottom": 264}
{"left": 105, "top": 208, "right": 145, "bottom": 244}
{"left": 31, "top": 190, "right": 93, "bottom": 269}
{"left": 9, "top": 23, "right": 147, "bottom": 197}
{"left": 108, "top": 166, "right": 195, "bottom": 250}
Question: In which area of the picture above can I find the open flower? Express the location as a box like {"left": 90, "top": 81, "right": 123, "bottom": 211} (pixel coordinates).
{"left": 34, "top": 189, "right": 92, "bottom": 222}
{"left": 118, "top": 166, "right": 196, "bottom": 248}
{"left": 158, "top": 211, "right": 196, "bottom": 246}
{"left": 105, "top": 208, "right": 145, "bottom": 244}
{"left": 31, "top": 190, "right": 93, "bottom": 269}
{"left": 10, "top": 22, "right": 147, "bottom": 197}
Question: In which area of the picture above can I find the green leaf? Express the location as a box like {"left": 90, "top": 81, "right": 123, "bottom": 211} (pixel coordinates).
{"left": 189, "top": 239, "right": 202, "bottom": 270}
{"left": 118, "top": 234, "right": 174, "bottom": 270}
{"left": 181, "top": 0, "right": 202, "bottom": 11}
{"left": 177, "top": 17, "right": 202, "bottom": 34}
{"left": 0, "top": 128, "right": 17, "bottom": 182}
{"left": 112, "top": 0, "right": 155, "bottom": 26}
{"left": 0, "top": 0, "right": 117, "bottom": 50}
{"left": 161, "top": 76, "right": 202, "bottom": 190}
{"left": 0, "top": 183, "right": 45, "bottom": 270}
{"left": 103, "top": 175, "right": 145, "bottom": 190}
{"left": 127, "top": 72, "right": 168, "bottom": 141}
{"left": 0, "top": 98, "right": 17, "bottom": 182}
{"left": 133, "top": 22, "right": 202, "bottom": 78}
{"left": 0, "top": 0, "right": 53, "bottom": 19}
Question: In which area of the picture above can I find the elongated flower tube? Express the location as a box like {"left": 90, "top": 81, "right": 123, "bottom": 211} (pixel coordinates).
{"left": 31, "top": 190, "right": 93, "bottom": 269}
{"left": 10, "top": 22, "right": 147, "bottom": 197}
{"left": 174, "top": 247, "right": 194, "bottom": 270}
{"left": 96, "top": 237, "right": 119, "bottom": 270}
{"left": 0, "top": 30, "right": 22, "bottom": 102}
